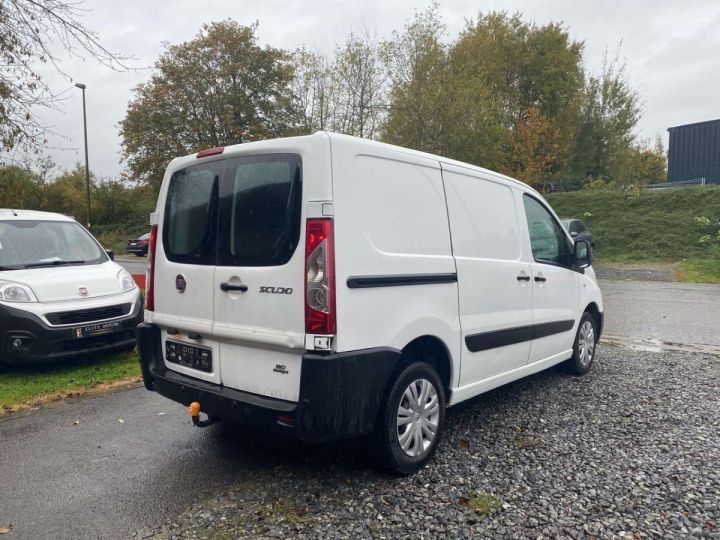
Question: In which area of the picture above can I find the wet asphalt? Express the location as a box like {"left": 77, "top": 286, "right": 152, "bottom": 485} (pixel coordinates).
{"left": 1, "top": 277, "right": 719, "bottom": 538}
{"left": 0, "top": 386, "right": 287, "bottom": 539}
{"left": 600, "top": 279, "right": 720, "bottom": 347}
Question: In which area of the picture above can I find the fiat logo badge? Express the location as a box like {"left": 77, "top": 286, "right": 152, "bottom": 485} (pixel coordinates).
{"left": 175, "top": 274, "right": 187, "bottom": 293}
{"left": 78, "top": 287, "right": 89, "bottom": 296}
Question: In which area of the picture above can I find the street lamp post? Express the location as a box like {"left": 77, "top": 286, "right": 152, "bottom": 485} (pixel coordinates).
{"left": 75, "top": 82, "right": 91, "bottom": 228}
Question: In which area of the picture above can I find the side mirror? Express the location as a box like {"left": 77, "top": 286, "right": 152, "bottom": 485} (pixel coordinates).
{"left": 574, "top": 240, "right": 591, "bottom": 269}
{"left": 570, "top": 231, "right": 578, "bottom": 238}
{"left": 105, "top": 249, "right": 115, "bottom": 261}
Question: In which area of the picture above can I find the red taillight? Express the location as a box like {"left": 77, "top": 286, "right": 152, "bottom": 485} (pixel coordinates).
{"left": 146, "top": 225, "right": 158, "bottom": 311}
{"left": 196, "top": 147, "right": 224, "bottom": 158}
{"left": 305, "top": 219, "right": 336, "bottom": 334}
{"left": 138, "top": 240, "right": 148, "bottom": 246}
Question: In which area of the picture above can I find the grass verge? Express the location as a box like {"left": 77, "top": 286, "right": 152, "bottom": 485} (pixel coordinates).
{"left": 676, "top": 258, "right": 720, "bottom": 283}
{"left": 594, "top": 255, "right": 720, "bottom": 283}
{"left": 0, "top": 350, "right": 141, "bottom": 415}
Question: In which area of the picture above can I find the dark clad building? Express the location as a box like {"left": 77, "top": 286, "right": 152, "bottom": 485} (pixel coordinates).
{"left": 667, "top": 119, "right": 720, "bottom": 184}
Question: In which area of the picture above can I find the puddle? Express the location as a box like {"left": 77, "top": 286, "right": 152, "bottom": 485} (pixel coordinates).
{"left": 602, "top": 335, "right": 720, "bottom": 356}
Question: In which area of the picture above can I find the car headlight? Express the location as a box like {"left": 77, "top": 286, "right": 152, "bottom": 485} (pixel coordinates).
{"left": 0, "top": 280, "right": 39, "bottom": 303}
{"left": 117, "top": 269, "right": 137, "bottom": 292}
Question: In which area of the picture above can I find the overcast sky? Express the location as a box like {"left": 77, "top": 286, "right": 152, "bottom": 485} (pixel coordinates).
{"left": 8, "top": 0, "right": 720, "bottom": 179}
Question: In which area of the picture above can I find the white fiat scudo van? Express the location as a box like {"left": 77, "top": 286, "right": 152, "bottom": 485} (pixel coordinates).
{"left": 138, "top": 132, "right": 603, "bottom": 474}
{"left": 0, "top": 210, "right": 142, "bottom": 363}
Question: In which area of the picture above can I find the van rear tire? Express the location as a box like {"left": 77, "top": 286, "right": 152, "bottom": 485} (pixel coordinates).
{"left": 373, "top": 361, "right": 446, "bottom": 475}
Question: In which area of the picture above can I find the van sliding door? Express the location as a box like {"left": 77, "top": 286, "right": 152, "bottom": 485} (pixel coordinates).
{"left": 442, "top": 164, "right": 533, "bottom": 385}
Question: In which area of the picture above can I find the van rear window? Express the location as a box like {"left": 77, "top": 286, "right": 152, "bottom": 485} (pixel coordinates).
{"left": 164, "top": 161, "right": 220, "bottom": 266}
{"left": 163, "top": 154, "right": 302, "bottom": 267}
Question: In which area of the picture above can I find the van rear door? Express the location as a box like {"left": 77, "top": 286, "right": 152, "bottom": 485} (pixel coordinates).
{"left": 155, "top": 159, "right": 221, "bottom": 385}
{"left": 213, "top": 154, "right": 306, "bottom": 402}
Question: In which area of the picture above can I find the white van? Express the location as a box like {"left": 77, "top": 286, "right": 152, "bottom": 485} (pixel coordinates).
{"left": 138, "top": 132, "right": 603, "bottom": 474}
{"left": 0, "top": 210, "right": 142, "bottom": 363}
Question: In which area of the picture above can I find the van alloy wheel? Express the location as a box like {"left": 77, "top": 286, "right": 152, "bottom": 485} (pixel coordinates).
{"left": 396, "top": 378, "right": 440, "bottom": 457}
{"left": 578, "top": 320, "right": 595, "bottom": 367}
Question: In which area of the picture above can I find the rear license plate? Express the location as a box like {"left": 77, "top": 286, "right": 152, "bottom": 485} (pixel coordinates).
{"left": 74, "top": 321, "right": 121, "bottom": 339}
{"left": 165, "top": 340, "right": 212, "bottom": 372}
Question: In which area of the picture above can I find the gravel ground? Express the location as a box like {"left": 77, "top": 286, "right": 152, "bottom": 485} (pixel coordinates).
{"left": 594, "top": 263, "right": 678, "bottom": 282}
{"left": 148, "top": 345, "right": 719, "bottom": 539}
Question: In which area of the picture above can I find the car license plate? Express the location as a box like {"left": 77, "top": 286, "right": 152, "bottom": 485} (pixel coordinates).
{"left": 165, "top": 340, "right": 212, "bottom": 372}
{"left": 74, "top": 321, "right": 121, "bottom": 339}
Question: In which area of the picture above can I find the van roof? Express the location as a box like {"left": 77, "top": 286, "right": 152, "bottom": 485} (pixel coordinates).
{"left": 0, "top": 209, "right": 74, "bottom": 222}
{"left": 321, "top": 132, "right": 535, "bottom": 192}
{"left": 175, "top": 131, "right": 539, "bottom": 195}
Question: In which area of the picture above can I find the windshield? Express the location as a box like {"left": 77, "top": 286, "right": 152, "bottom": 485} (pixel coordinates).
{"left": 0, "top": 220, "right": 107, "bottom": 270}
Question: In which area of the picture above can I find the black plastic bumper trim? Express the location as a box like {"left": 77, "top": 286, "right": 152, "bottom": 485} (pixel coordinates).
{"left": 465, "top": 319, "right": 575, "bottom": 353}
{"left": 347, "top": 273, "right": 457, "bottom": 289}
{"left": 137, "top": 323, "right": 402, "bottom": 443}
{"left": 1, "top": 299, "right": 142, "bottom": 364}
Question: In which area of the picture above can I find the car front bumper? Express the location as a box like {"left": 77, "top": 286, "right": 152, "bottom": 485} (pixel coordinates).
{"left": 1, "top": 296, "right": 143, "bottom": 364}
{"left": 137, "top": 323, "right": 402, "bottom": 443}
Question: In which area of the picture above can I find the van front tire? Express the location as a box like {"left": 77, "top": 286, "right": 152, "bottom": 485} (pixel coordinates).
{"left": 566, "top": 312, "right": 597, "bottom": 375}
{"left": 374, "top": 361, "right": 446, "bottom": 475}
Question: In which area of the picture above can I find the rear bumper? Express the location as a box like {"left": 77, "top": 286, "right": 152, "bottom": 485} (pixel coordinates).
{"left": 137, "top": 323, "right": 401, "bottom": 442}
{"left": 0, "top": 299, "right": 142, "bottom": 364}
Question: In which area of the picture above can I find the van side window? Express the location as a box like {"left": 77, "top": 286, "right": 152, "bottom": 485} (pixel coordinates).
{"left": 523, "top": 195, "right": 569, "bottom": 266}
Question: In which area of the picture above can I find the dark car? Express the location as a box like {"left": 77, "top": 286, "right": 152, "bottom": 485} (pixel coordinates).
{"left": 560, "top": 219, "right": 595, "bottom": 249}
{"left": 126, "top": 233, "right": 150, "bottom": 256}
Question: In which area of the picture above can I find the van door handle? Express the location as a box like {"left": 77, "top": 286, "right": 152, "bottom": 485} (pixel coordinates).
{"left": 516, "top": 275, "right": 531, "bottom": 281}
{"left": 220, "top": 282, "right": 248, "bottom": 292}
{"left": 534, "top": 276, "right": 547, "bottom": 282}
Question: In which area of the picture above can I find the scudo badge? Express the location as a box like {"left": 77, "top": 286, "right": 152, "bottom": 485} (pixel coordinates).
{"left": 176, "top": 274, "right": 187, "bottom": 293}
{"left": 78, "top": 287, "right": 88, "bottom": 296}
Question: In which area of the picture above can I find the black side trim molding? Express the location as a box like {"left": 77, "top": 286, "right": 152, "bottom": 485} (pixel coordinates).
{"left": 347, "top": 273, "right": 457, "bottom": 289}
{"left": 465, "top": 319, "right": 575, "bottom": 352}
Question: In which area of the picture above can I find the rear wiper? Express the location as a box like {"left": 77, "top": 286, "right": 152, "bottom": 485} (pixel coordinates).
{"left": 23, "top": 259, "right": 87, "bottom": 269}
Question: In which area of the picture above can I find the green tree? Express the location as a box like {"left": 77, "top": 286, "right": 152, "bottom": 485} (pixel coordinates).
{"left": 447, "top": 13, "right": 584, "bottom": 182}
{"left": 571, "top": 52, "right": 641, "bottom": 185}
{"left": 120, "top": 21, "right": 299, "bottom": 190}
{"left": 43, "top": 165, "right": 93, "bottom": 219}
{"left": 625, "top": 137, "right": 667, "bottom": 185}
{"left": 381, "top": 3, "right": 458, "bottom": 156}
{"left": 92, "top": 181, "right": 155, "bottom": 227}
{"left": 0, "top": 165, "right": 43, "bottom": 209}
{"left": 383, "top": 10, "right": 585, "bottom": 185}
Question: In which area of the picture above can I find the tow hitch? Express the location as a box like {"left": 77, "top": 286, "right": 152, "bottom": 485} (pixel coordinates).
{"left": 187, "top": 401, "right": 219, "bottom": 428}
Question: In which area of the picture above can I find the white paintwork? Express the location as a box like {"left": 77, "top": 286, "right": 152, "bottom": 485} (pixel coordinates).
{"left": 442, "top": 164, "right": 533, "bottom": 385}
{"left": 449, "top": 349, "right": 574, "bottom": 405}
{"left": 1, "top": 261, "right": 134, "bottom": 303}
{"left": 150, "top": 132, "right": 603, "bottom": 408}
{"left": 0, "top": 210, "right": 141, "bottom": 323}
